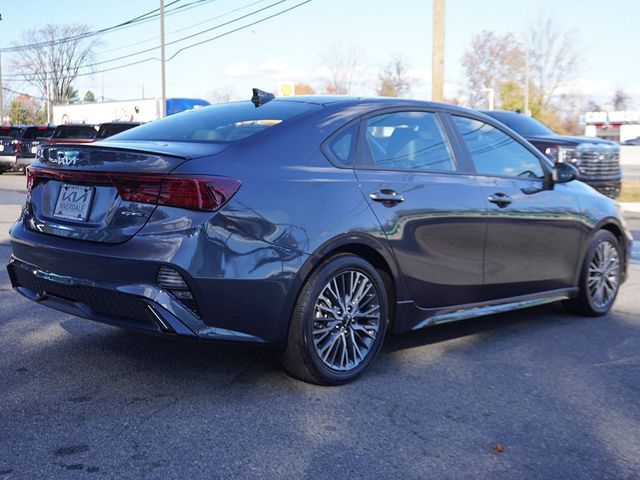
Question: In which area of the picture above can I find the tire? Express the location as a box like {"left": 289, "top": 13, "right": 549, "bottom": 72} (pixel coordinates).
{"left": 281, "top": 254, "right": 389, "bottom": 385}
{"left": 564, "top": 230, "right": 623, "bottom": 316}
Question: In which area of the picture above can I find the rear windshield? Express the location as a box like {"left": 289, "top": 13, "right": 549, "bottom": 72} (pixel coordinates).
{"left": 0, "top": 127, "right": 23, "bottom": 139}
{"left": 482, "top": 111, "right": 555, "bottom": 137}
{"left": 22, "top": 127, "right": 55, "bottom": 139}
{"left": 53, "top": 125, "right": 97, "bottom": 139}
{"left": 96, "top": 123, "right": 141, "bottom": 139}
{"left": 111, "top": 100, "right": 321, "bottom": 143}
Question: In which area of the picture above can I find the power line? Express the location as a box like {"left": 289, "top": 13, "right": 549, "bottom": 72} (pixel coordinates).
{"left": 99, "top": 0, "right": 271, "bottom": 55}
{"left": 3, "top": 86, "right": 45, "bottom": 101}
{"left": 167, "top": 0, "right": 311, "bottom": 61}
{"left": 4, "top": 0, "right": 294, "bottom": 79}
{"left": 96, "top": 0, "right": 312, "bottom": 77}
{"left": 0, "top": 0, "right": 217, "bottom": 54}
{"left": 7, "top": 0, "right": 312, "bottom": 90}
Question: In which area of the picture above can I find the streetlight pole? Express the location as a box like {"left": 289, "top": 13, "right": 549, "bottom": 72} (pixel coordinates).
{"left": 160, "top": 0, "right": 167, "bottom": 117}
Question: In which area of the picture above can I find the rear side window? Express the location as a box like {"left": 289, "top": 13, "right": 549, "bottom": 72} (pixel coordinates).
{"left": 97, "top": 123, "right": 140, "bottom": 139}
{"left": 361, "top": 111, "right": 455, "bottom": 171}
{"left": 113, "top": 101, "right": 321, "bottom": 143}
{"left": 53, "top": 126, "right": 97, "bottom": 139}
{"left": 452, "top": 116, "right": 544, "bottom": 179}
{"left": 22, "top": 127, "right": 55, "bottom": 139}
{"left": 323, "top": 122, "right": 358, "bottom": 167}
{"left": 0, "top": 127, "right": 23, "bottom": 139}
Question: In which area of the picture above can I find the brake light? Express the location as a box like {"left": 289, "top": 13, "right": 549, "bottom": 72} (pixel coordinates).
{"left": 157, "top": 176, "right": 241, "bottom": 211}
{"left": 26, "top": 168, "right": 241, "bottom": 212}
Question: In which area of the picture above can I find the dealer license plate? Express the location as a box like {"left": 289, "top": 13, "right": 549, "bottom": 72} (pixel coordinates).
{"left": 53, "top": 184, "right": 95, "bottom": 222}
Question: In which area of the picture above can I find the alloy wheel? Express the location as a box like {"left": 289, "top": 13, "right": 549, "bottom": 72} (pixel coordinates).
{"left": 311, "top": 269, "right": 381, "bottom": 372}
{"left": 587, "top": 240, "right": 621, "bottom": 310}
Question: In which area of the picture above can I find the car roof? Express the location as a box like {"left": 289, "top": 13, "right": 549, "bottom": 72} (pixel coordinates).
{"left": 271, "top": 95, "right": 479, "bottom": 115}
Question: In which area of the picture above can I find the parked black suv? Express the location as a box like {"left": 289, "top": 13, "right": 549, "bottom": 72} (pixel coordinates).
{"left": 15, "top": 125, "right": 56, "bottom": 173}
{"left": 0, "top": 125, "right": 25, "bottom": 174}
{"left": 482, "top": 110, "right": 621, "bottom": 198}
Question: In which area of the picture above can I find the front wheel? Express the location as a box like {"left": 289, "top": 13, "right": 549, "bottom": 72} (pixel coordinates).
{"left": 564, "top": 230, "right": 622, "bottom": 316}
{"left": 281, "top": 254, "right": 389, "bottom": 385}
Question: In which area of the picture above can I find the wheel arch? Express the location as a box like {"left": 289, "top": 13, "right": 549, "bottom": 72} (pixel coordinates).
{"left": 276, "top": 234, "right": 408, "bottom": 344}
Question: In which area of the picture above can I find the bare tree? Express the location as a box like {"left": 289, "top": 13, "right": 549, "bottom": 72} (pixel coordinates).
{"left": 319, "top": 44, "right": 366, "bottom": 94}
{"left": 376, "top": 55, "right": 413, "bottom": 97}
{"left": 11, "top": 24, "right": 99, "bottom": 105}
{"left": 461, "top": 31, "right": 524, "bottom": 108}
{"left": 611, "top": 88, "right": 631, "bottom": 110}
{"left": 206, "top": 86, "right": 239, "bottom": 104}
{"left": 526, "top": 15, "right": 581, "bottom": 109}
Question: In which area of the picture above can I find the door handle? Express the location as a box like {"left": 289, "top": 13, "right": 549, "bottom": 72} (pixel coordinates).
{"left": 488, "top": 192, "right": 512, "bottom": 208}
{"left": 369, "top": 189, "right": 405, "bottom": 207}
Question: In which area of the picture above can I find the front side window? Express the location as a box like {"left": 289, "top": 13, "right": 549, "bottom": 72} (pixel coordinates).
{"left": 361, "top": 111, "right": 455, "bottom": 171}
{"left": 452, "top": 115, "right": 544, "bottom": 179}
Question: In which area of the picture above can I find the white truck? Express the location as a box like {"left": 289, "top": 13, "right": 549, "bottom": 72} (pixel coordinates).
{"left": 52, "top": 98, "right": 209, "bottom": 125}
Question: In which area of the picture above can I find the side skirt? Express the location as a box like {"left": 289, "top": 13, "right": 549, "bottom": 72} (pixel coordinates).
{"left": 394, "top": 288, "right": 579, "bottom": 334}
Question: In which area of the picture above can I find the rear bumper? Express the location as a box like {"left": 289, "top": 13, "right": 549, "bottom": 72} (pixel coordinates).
{"left": 7, "top": 258, "right": 260, "bottom": 341}
{"left": 7, "top": 215, "right": 309, "bottom": 344}
{"left": 15, "top": 155, "right": 35, "bottom": 169}
{"left": 0, "top": 155, "right": 15, "bottom": 171}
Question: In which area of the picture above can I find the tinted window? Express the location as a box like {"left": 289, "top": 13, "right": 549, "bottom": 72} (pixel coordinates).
{"left": 325, "top": 123, "right": 357, "bottom": 166}
{"left": 0, "top": 127, "right": 23, "bottom": 139}
{"left": 97, "top": 123, "right": 141, "bottom": 139}
{"left": 482, "top": 111, "right": 554, "bottom": 136}
{"left": 22, "top": 127, "right": 55, "bottom": 140}
{"left": 453, "top": 116, "right": 544, "bottom": 179}
{"left": 362, "top": 111, "right": 455, "bottom": 171}
{"left": 53, "top": 126, "right": 97, "bottom": 139}
{"left": 113, "top": 101, "right": 321, "bottom": 143}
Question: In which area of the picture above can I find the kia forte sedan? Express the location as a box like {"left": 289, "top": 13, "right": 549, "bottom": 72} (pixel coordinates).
{"left": 7, "top": 92, "right": 632, "bottom": 385}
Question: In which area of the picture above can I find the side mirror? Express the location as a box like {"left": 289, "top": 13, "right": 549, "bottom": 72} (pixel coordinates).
{"left": 551, "top": 162, "right": 578, "bottom": 183}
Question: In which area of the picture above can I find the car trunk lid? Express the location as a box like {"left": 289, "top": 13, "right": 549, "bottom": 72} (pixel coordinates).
{"left": 24, "top": 142, "right": 232, "bottom": 243}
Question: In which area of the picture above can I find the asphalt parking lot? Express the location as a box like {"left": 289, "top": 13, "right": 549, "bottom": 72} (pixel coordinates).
{"left": 1, "top": 172, "right": 639, "bottom": 479}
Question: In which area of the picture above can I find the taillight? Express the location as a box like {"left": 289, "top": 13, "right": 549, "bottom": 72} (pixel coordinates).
{"left": 26, "top": 168, "right": 241, "bottom": 212}
{"left": 157, "top": 176, "right": 241, "bottom": 211}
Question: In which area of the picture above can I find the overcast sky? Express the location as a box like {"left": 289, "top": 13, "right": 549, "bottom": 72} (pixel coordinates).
{"left": 0, "top": 0, "right": 637, "bottom": 109}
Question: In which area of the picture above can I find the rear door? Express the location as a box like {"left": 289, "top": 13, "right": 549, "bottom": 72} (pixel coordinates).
{"left": 353, "top": 109, "right": 488, "bottom": 309}
{"left": 448, "top": 114, "right": 584, "bottom": 298}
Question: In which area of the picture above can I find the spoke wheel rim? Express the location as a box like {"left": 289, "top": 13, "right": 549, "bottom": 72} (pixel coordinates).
{"left": 587, "top": 240, "right": 621, "bottom": 310}
{"left": 311, "top": 269, "right": 381, "bottom": 372}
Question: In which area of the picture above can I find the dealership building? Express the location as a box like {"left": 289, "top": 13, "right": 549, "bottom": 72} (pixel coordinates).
{"left": 582, "top": 111, "right": 640, "bottom": 143}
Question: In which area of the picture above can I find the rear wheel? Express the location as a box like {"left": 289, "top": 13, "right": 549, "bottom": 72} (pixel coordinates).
{"left": 564, "top": 230, "right": 622, "bottom": 316}
{"left": 281, "top": 254, "right": 389, "bottom": 385}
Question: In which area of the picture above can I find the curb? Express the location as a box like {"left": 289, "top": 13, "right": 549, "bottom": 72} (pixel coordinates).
{"left": 620, "top": 202, "right": 640, "bottom": 214}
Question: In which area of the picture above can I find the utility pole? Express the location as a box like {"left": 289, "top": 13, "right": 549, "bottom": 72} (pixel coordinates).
{"left": 483, "top": 88, "right": 495, "bottom": 110}
{"left": 160, "top": 0, "right": 167, "bottom": 117}
{"left": 431, "top": 0, "right": 445, "bottom": 102}
{"left": 524, "top": 50, "right": 530, "bottom": 116}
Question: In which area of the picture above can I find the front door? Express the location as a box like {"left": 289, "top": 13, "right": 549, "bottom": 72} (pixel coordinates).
{"left": 449, "top": 114, "right": 584, "bottom": 299}
{"left": 355, "top": 110, "right": 488, "bottom": 309}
